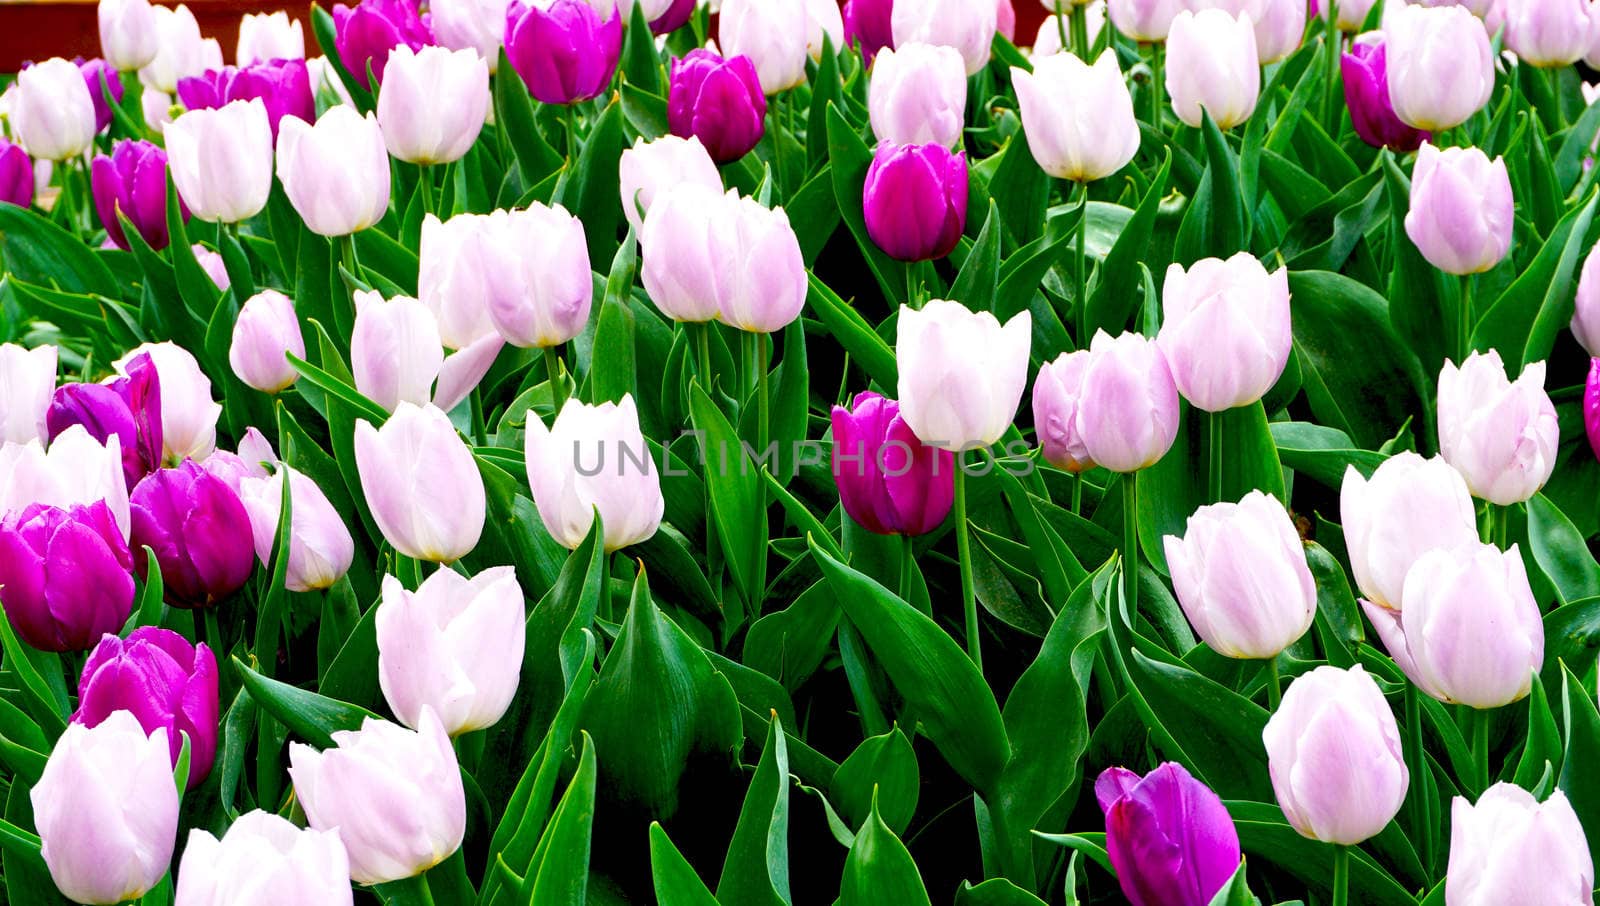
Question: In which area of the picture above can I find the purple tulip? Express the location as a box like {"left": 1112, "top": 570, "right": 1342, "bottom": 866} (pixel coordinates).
{"left": 863, "top": 142, "right": 968, "bottom": 262}
{"left": 651, "top": 0, "right": 696, "bottom": 34}
{"left": 667, "top": 50, "right": 767, "bottom": 164}
{"left": 0, "top": 501, "right": 135, "bottom": 653}
{"left": 176, "top": 59, "right": 315, "bottom": 140}
{"left": 73, "top": 627, "right": 219, "bottom": 786}
{"left": 48, "top": 352, "right": 163, "bottom": 490}
{"left": 829, "top": 392, "right": 954, "bottom": 536}
{"left": 1097, "top": 763, "right": 1242, "bottom": 906}
{"left": 129, "top": 460, "right": 255, "bottom": 609}
{"left": 1341, "top": 38, "right": 1429, "bottom": 152}
{"left": 90, "top": 140, "right": 184, "bottom": 252}
{"left": 504, "top": 0, "right": 623, "bottom": 105}
{"left": 0, "top": 139, "right": 33, "bottom": 208}
{"left": 77, "top": 57, "right": 123, "bottom": 134}
{"left": 332, "top": 0, "right": 434, "bottom": 88}
{"left": 1586, "top": 358, "right": 1600, "bottom": 465}
{"left": 844, "top": 0, "right": 895, "bottom": 62}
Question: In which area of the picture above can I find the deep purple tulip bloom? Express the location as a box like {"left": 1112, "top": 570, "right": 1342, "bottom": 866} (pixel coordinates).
{"left": 668, "top": 50, "right": 767, "bottom": 164}
{"left": 1585, "top": 358, "right": 1600, "bottom": 465}
{"left": 129, "top": 460, "right": 255, "bottom": 609}
{"left": 176, "top": 59, "right": 316, "bottom": 140}
{"left": 90, "top": 140, "right": 183, "bottom": 251}
{"left": 332, "top": 0, "right": 434, "bottom": 88}
{"left": 1096, "top": 763, "right": 1242, "bottom": 906}
{"left": 830, "top": 392, "right": 955, "bottom": 536}
{"left": 0, "top": 502, "right": 135, "bottom": 653}
{"left": 844, "top": 0, "right": 895, "bottom": 62}
{"left": 651, "top": 0, "right": 695, "bottom": 34}
{"left": 73, "top": 627, "right": 220, "bottom": 786}
{"left": 48, "top": 354, "right": 163, "bottom": 491}
{"left": 78, "top": 57, "right": 123, "bottom": 133}
{"left": 0, "top": 139, "right": 33, "bottom": 208}
{"left": 863, "top": 142, "right": 968, "bottom": 262}
{"left": 1341, "top": 39, "right": 1428, "bottom": 152}
{"left": 504, "top": 0, "right": 623, "bottom": 105}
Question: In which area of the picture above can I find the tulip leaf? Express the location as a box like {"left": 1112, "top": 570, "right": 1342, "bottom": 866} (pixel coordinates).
{"left": 1528, "top": 493, "right": 1600, "bottom": 605}
{"left": 1542, "top": 595, "right": 1600, "bottom": 683}
{"left": 621, "top": 83, "right": 669, "bottom": 141}
{"left": 122, "top": 549, "right": 165, "bottom": 636}
{"left": 621, "top": 0, "right": 662, "bottom": 96}
{"left": 1515, "top": 671, "right": 1562, "bottom": 791}
{"left": 0, "top": 699, "right": 47, "bottom": 787}
{"left": 1223, "top": 800, "right": 1415, "bottom": 906}
{"left": 1380, "top": 153, "right": 1452, "bottom": 383}
{"left": 808, "top": 39, "right": 843, "bottom": 169}
{"left": 1086, "top": 150, "right": 1172, "bottom": 337}
{"left": 561, "top": 100, "right": 627, "bottom": 267}
{"left": 951, "top": 200, "right": 1003, "bottom": 310}
{"left": 589, "top": 231, "right": 638, "bottom": 405}
{"left": 521, "top": 731, "right": 597, "bottom": 906}
{"left": 1472, "top": 189, "right": 1598, "bottom": 370}
{"left": 840, "top": 793, "right": 931, "bottom": 906}
{"left": 1556, "top": 98, "right": 1600, "bottom": 191}
{"left": 494, "top": 49, "right": 564, "bottom": 189}
{"left": 744, "top": 579, "right": 841, "bottom": 693}
{"left": 825, "top": 102, "right": 905, "bottom": 302}
{"left": 3, "top": 784, "right": 59, "bottom": 906}
{"left": 0, "top": 203, "right": 119, "bottom": 298}
{"left": 804, "top": 272, "right": 898, "bottom": 391}
{"left": 0, "top": 601, "right": 66, "bottom": 740}
{"left": 1269, "top": 421, "right": 1386, "bottom": 489}
{"left": 254, "top": 459, "right": 295, "bottom": 674}
{"left": 716, "top": 712, "right": 792, "bottom": 906}
{"left": 689, "top": 382, "right": 768, "bottom": 610}
{"left": 830, "top": 726, "right": 919, "bottom": 836}
{"left": 953, "top": 878, "right": 1049, "bottom": 906}
{"left": 1205, "top": 864, "right": 1256, "bottom": 906}
{"left": 231, "top": 655, "right": 377, "bottom": 748}
{"left": 650, "top": 822, "right": 720, "bottom": 906}
{"left": 1558, "top": 661, "right": 1600, "bottom": 874}
{"left": 1174, "top": 110, "right": 1249, "bottom": 266}
{"left": 988, "top": 125, "right": 1050, "bottom": 248}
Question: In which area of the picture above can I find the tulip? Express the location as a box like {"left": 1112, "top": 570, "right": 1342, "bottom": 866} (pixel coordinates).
{"left": 176, "top": 811, "right": 354, "bottom": 906}
{"left": 1251, "top": 0, "right": 1306, "bottom": 62}
{"left": 897, "top": 300, "right": 1032, "bottom": 451}
{"left": 1323, "top": 0, "right": 1377, "bottom": 29}
{"left": 230, "top": 290, "right": 305, "bottom": 394}
{"left": 1263, "top": 665, "right": 1408, "bottom": 845}
{"left": 12, "top": 58, "right": 97, "bottom": 161}
{"left": 997, "top": 0, "right": 1017, "bottom": 39}
{"left": 1158, "top": 252, "right": 1291, "bottom": 412}
{"left": 1166, "top": 10, "right": 1259, "bottom": 129}
{"left": 619, "top": 135, "right": 723, "bottom": 229}
{"left": 666, "top": 50, "right": 768, "bottom": 164}
{"left": 430, "top": 0, "right": 506, "bottom": 70}
{"left": 276, "top": 107, "right": 392, "bottom": 237}
{"left": 237, "top": 11, "right": 306, "bottom": 66}
{"left": 130, "top": 461, "right": 255, "bottom": 607}
{"left": 504, "top": 0, "right": 623, "bottom": 105}
{"left": 1384, "top": 5, "right": 1493, "bottom": 131}
{"left": 142, "top": 86, "right": 175, "bottom": 135}
{"left": 419, "top": 213, "right": 498, "bottom": 349}
{"left": 806, "top": 0, "right": 847, "bottom": 58}
{"left": 176, "top": 59, "right": 316, "bottom": 140}
{"left": 830, "top": 391, "right": 955, "bottom": 536}
{"left": 73, "top": 627, "right": 219, "bottom": 784}
{"left": 0, "top": 427, "right": 131, "bottom": 538}
{"left": 1503, "top": 0, "right": 1593, "bottom": 66}
{"left": 1437, "top": 351, "right": 1558, "bottom": 505}
{"left": 720, "top": 0, "right": 810, "bottom": 94}
{"left": 139, "top": 5, "right": 223, "bottom": 94}
{"left": 351, "top": 291, "right": 445, "bottom": 412}
{"left": 32, "top": 711, "right": 178, "bottom": 905}
{"left": 1163, "top": 490, "right": 1315, "bottom": 659}
{"left": 1587, "top": 359, "right": 1600, "bottom": 465}
{"left": 1447, "top": 784, "right": 1594, "bottom": 906}
{"left": 355, "top": 402, "right": 486, "bottom": 562}
{"left": 377, "top": 46, "right": 490, "bottom": 165}
{"left": 1033, "top": 351, "right": 1094, "bottom": 473}
{"left": 892, "top": 0, "right": 998, "bottom": 74}
{"left": 869, "top": 44, "right": 967, "bottom": 148}
{"left": 843, "top": 0, "right": 895, "bottom": 60}
{"left": 307, "top": 56, "right": 357, "bottom": 108}
{"left": 1013, "top": 51, "right": 1140, "bottom": 183}
{"left": 1108, "top": 0, "right": 1182, "bottom": 41}
{"left": 0, "top": 343, "right": 56, "bottom": 446}
{"left": 1574, "top": 240, "right": 1600, "bottom": 356}
{"left": 639, "top": 184, "right": 732, "bottom": 323}
{"left": 99, "top": 0, "right": 160, "bottom": 71}
{"left": 863, "top": 143, "right": 968, "bottom": 262}
{"left": 1096, "top": 763, "right": 1242, "bottom": 906}
{"left": 1340, "top": 452, "right": 1478, "bottom": 611}
{"left": 115, "top": 342, "right": 220, "bottom": 464}
{"left": 288, "top": 710, "right": 466, "bottom": 885}
{"left": 79, "top": 58, "right": 123, "bottom": 133}
{"left": 1077, "top": 331, "right": 1181, "bottom": 472}
{"left": 332, "top": 0, "right": 433, "bottom": 88}
{"left": 0, "top": 139, "right": 33, "bottom": 208}
{"left": 91, "top": 140, "right": 182, "bottom": 251}
{"left": 1405, "top": 143, "right": 1513, "bottom": 276}
{"left": 483, "top": 204, "right": 594, "bottom": 347}
{"left": 49, "top": 353, "right": 163, "bottom": 490}
{"left": 201, "top": 428, "right": 275, "bottom": 494}
{"left": 1364, "top": 542, "right": 1542, "bottom": 710}
{"left": 522, "top": 395, "right": 664, "bottom": 551}
{"left": 164, "top": 99, "right": 274, "bottom": 224}
{"left": 715, "top": 195, "right": 807, "bottom": 333}
{"left": 0, "top": 501, "right": 133, "bottom": 652}
{"left": 376, "top": 567, "right": 525, "bottom": 734}
{"left": 1031, "top": 7, "right": 1106, "bottom": 56}
{"left": 639, "top": 0, "right": 697, "bottom": 34}
{"left": 1341, "top": 35, "right": 1428, "bottom": 151}
{"left": 192, "top": 245, "right": 229, "bottom": 292}
{"left": 239, "top": 466, "right": 355, "bottom": 592}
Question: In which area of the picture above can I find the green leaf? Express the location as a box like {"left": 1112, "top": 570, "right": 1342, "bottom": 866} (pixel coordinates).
{"left": 521, "top": 731, "right": 597, "bottom": 906}
{"left": 1559, "top": 660, "right": 1600, "bottom": 875}
{"left": 807, "top": 39, "right": 843, "bottom": 168}
{"left": 1225, "top": 800, "right": 1415, "bottom": 906}
{"left": 826, "top": 103, "right": 905, "bottom": 301}
{"left": 0, "top": 203, "right": 119, "bottom": 297}
{"left": 1174, "top": 110, "right": 1249, "bottom": 264}
{"left": 689, "top": 382, "right": 768, "bottom": 608}
{"left": 310, "top": 3, "right": 375, "bottom": 111}
{"left": 716, "top": 712, "right": 792, "bottom": 906}
{"left": 1086, "top": 151, "right": 1172, "bottom": 336}
{"left": 805, "top": 272, "right": 898, "bottom": 389}
{"left": 744, "top": 579, "right": 841, "bottom": 692}
{"left": 0, "top": 601, "right": 66, "bottom": 740}
{"left": 232, "top": 656, "right": 377, "bottom": 747}
{"left": 122, "top": 549, "right": 165, "bottom": 635}
{"left": 1269, "top": 421, "right": 1385, "bottom": 489}
{"left": 1206, "top": 864, "right": 1256, "bottom": 906}
{"left": 1515, "top": 670, "right": 1562, "bottom": 790}
{"left": 1544, "top": 595, "right": 1600, "bottom": 680}
{"left": 951, "top": 200, "right": 1003, "bottom": 310}
{"left": 831, "top": 726, "right": 919, "bottom": 835}
{"left": 840, "top": 792, "right": 932, "bottom": 906}
{"left": 988, "top": 127, "right": 1050, "bottom": 247}
{"left": 621, "top": 0, "right": 662, "bottom": 95}
{"left": 589, "top": 232, "right": 638, "bottom": 404}
{"left": 650, "top": 823, "right": 720, "bottom": 906}
{"left": 494, "top": 51, "right": 564, "bottom": 188}
{"left": 954, "top": 879, "right": 1050, "bottom": 906}
{"left": 1529, "top": 493, "right": 1600, "bottom": 605}
{"left": 1473, "top": 190, "right": 1599, "bottom": 370}
{"left": 562, "top": 100, "right": 627, "bottom": 267}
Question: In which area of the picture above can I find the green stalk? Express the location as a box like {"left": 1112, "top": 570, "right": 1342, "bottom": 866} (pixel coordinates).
{"left": 543, "top": 344, "right": 567, "bottom": 415}
{"left": 1207, "top": 409, "right": 1223, "bottom": 504}
{"left": 1472, "top": 708, "right": 1490, "bottom": 794}
{"left": 416, "top": 163, "right": 433, "bottom": 216}
{"left": 470, "top": 388, "right": 487, "bottom": 447}
{"left": 770, "top": 94, "right": 786, "bottom": 197}
{"left": 1266, "top": 656, "right": 1281, "bottom": 710}
{"left": 1122, "top": 472, "right": 1139, "bottom": 616}
{"left": 1075, "top": 181, "right": 1090, "bottom": 346}
{"left": 1322, "top": 10, "right": 1341, "bottom": 132}
{"left": 755, "top": 333, "right": 770, "bottom": 457}
{"left": 1404, "top": 684, "right": 1436, "bottom": 871}
{"left": 1331, "top": 845, "right": 1350, "bottom": 906}
{"left": 898, "top": 534, "right": 915, "bottom": 605}
{"left": 1056, "top": 8, "right": 1071, "bottom": 55}
{"left": 691, "top": 322, "right": 714, "bottom": 391}
{"left": 1149, "top": 44, "right": 1164, "bottom": 132}
{"left": 1459, "top": 275, "right": 1475, "bottom": 364}
{"left": 378, "top": 873, "right": 437, "bottom": 906}
{"left": 1071, "top": 472, "right": 1084, "bottom": 516}
{"left": 1070, "top": 2, "right": 1090, "bottom": 59}
{"left": 1494, "top": 504, "right": 1509, "bottom": 550}
{"left": 953, "top": 453, "right": 981, "bottom": 671}
{"left": 340, "top": 233, "right": 361, "bottom": 285}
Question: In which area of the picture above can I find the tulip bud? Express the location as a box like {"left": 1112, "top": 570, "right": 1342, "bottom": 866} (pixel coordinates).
{"left": 115, "top": 342, "right": 220, "bottom": 464}
{"left": 830, "top": 391, "right": 955, "bottom": 536}
{"left": 1383, "top": 5, "right": 1493, "bottom": 132}
{"left": 892, "top": 0, "right": 998, "bottom": 74}
{"left": 419, "top": 213, "right": 496, "bottom": 349}
{"left": 1364, "top": 542, "right": 1542, "bottom": 710}
{"left": 1573, "top": 240, "right": 1600, "bottom": 356}
{"left": 131, "top": 460, "right": 255, "bottom": 608}
{"left": 376, "top": 567, "right": 525, "bottom": 734}
{"left": 639, "top": 184, "right": 731, "bottom": 323}
{"left": 1033, "top": 351, "right": 1094, "bottom": 473}
{"left": 1158, "top": 252, "right": 1291, "bottom": 412}
{"left": 176, "top": 59, "right": 316, "bottom": 141}
{"left": 1340, "top": 452, "right": 1478, "bottom": 610}
{"left": 229, "top": 290, "right": 305, "bottom": 394}
{"left": 237, "top": 11, "right": 306, "bottom": 66}
{"left": 1163, "top": 490, "right": 1315, "bottom": 659}
{"left": 897, "top": 300, "right": 1032, "bottom": 451}
{"left": 237, "top": 466, "right": 355, "bottom": 593}
{"left": 1109, "top": 0, "right": 1183, "bottom": 41}
{"left": 1251, "top": 0, "right": 1306, "bottom": 62}
{"left": 504, "top": 0, "right": 623, "bottom": 105}
{"left": 0, "top": 427, "right": 131, "bottom": 539}
{"left": 844, "top": 0, "right": 895, "bottom": 60}
{"left": 1077, "top": 331, "right": 1181, "bottom": 472}
{"left": 200, "top": 428, "right": 275, "bottom": 496}
{"left": 0, "top": 342, "right": 56, "bottom": 446}
{"left": 1097, "top": 764, "right": 1242, "bottom": 906}
{"left": 1587, "top": 359, "right": 1600, "bottom": 465}
{"left": 619, "top": 135, "right": 723, "bottom": 229}
{"left": 351, "top": 290, "right": 445, "bottom": 412}
{"left": 91, "top": 140, "right": 183, "bottom": 251}
{"left": 193, "top": 244, "right": 230, "bottom": 291}
{"left": 73, "top": 627, "right": 219, "bottom": 784}
{"left": 666, "top": 50, "right": 768, "bottom": 164}
{"left": 1166, "top": 9, "right": 1260, "bottom": 129}
{"left": 332, "top": 0, "right": 433, "bottom": 88}
{"left": 141, "top": 86, "right": 175, "bottom": 135}
{"left": 863, "top": 143, "right": 969, "bottom": 262}
{"left": 139, "top": 5, "right": 222, "bottom": 94}
{"left": 1013, "top": 50, "right": 1140, "bottom": 183}
{"left": 79, "top": 58, "right": 123, "bottom": 134}
{"left": 49, "top": 355, "right": 162, "bottom": 491}
{"left": 176, "top": 811, "right": 354, "bottom": 906}
{"left": 716, "top": 195, "right": 807, "bottom": 333}
{"left": 12, "top": 58, "right": 97, "bottom": 162}
{"left": 1437, "top": 351, "right": 1558, "bottom": 505}
{"left": 99, "top": 0, "right": 160, "bottom": 71}
{"left": 377, "top": 46, "right": 490, "bottom": 165}
{"left": 0, "top": 139, "right": 34, "bottom": 208}
{"left": 32, "top": 711, "right": 178, "bottom": 905}
{"left": 431, "top": 0, "right": 505, "bottom": 68}
{"left": 523, "top": 395, "right": 664, "bottom": 550}
{"left": 164, "top": 99, "right": 274, "bottom": 225}
{"left": 721, "top": 0, "right": 810, "bottom": 93}
{"left": 806, "top": 0, "right": 847, "bottom": 58}
{"left": 482, "top": 204, "right": 594, "bottom": 347}
{"left": 355, "top": 402, "right": 486, "bottom": 562}
{"left": 1447, "top": 785, "right": 1593, "bottom": 906}
{"left": 1341, "top": 35, "right": 1428, "bottom": 151}
{"left": 870, "top": 44, "right": 968, "bottom": 148}
{"left": 1503, "top": 0, "right": 1593, "bottom": 66}
{"left": 276, "top": 107, "right": 392, "bottom": 237}
{"left": 0, "top": 501, "right": 133, "bottom": 652}
{"left": 288, "top": 710, "right": 466, "bottom": 885}
{"left": 1404, "top": 143, "right": 1513, "bottom": 276}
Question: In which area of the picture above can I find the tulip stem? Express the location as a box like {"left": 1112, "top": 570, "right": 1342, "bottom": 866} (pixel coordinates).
{"left": 1472, "top": 707, "right": 1490, "bottom": 794}
{"left": 1057, "top": 10, "right": 1071, "bottom": 58}
{"left": 1322, "top": 11, "right": 1341, "bottom": 132}
{"left": 1122, "top": 472, "right": 1139, "bottom": 617}
{"left": 1148, "top": 46, "right": 1164, "bottom": 133}
{"left": 691, "top": 322, "right": 714, "bottom": 392}
{"left": 755, "top": 333, "right": 770, "bottom": 459}
{"left": 899, "top": 534, "right": 915, "bottom": 606}
{"left": 1074, "top": 181, "right": 1090, "bottom": 346}
{"left": 1331, "top": 845, "right": 1350, "bottom": 906}
{"left": 953, "top": 453, "right": 981, "bottom": 671}
{"left": 416, "top": 163, "right": 434, "bottom": 216}
{"left": 378, "top": 873, "right": 438, "bottom": 906}
{"left": 1207, "top": 409, "right": 1223, "bottom": 504}
{"left": 1071, "top": 4, "right": 1090, "bottom": 58}
{"left": 1265, "top": 655, "right": 1281, "bottom": 710}
{"left": 544, "top": 345, "right": 567, "bottom": 415}
{"left": 1458, "top": 275, "right": 1474, "bottom": 364}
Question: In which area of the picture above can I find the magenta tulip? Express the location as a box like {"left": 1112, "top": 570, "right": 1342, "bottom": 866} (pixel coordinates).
{"left": 830, "top": 391, "right": 955, "bottom": 536}
{"left": 47, "top": 351, "right": 163, "bottom": 490}
{"left": 1097, "top": 763, "right": 1242, "bottom": 906}
{"left": 176, "top": 59, "right": 315, "bottom": 140}
{"left": 0, "top": 139, "right": 32, "bottom": 208}
{"left": 331, "top": 0, "right": 433, "bottom": 88}
{"left": 1341, "top": 37, "right": 1428, "bottom": 152}
{"left": 72, "top": 627, "right": 219, "bottom": 786}
{"left": 863, "top": 142, "right": 968, "bottom": 262}
{"left": 90, "top": 140, "right": 183, "bottom": 251}
{"left": 0, "top": 501, "right": 134, "bottom": 653}
{"left": 504, "top": 0, "right": 622, "bottom": 106}
{"left": 129, "top": 460, "right": 256, "bottom": 608}
{"left": 667, "top": 50, "right": 767, "bottom": 164}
